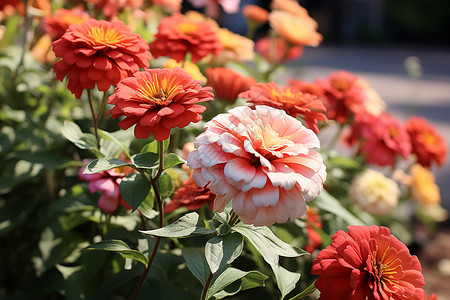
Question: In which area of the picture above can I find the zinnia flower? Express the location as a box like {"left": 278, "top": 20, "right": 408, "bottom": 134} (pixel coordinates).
{"left": 187, "top": 105, "right": 327, "bottom": 226}
{"left": 316, "top": 70, "right": 367, "bottom": 124}
{"left": 79, "top": 160, "right": 132, "bottom": 213}
{"left": 44, "top": 8, "right": 91, "bottom": 41}
{"left": 357, "top": 78, "right": 386, "bottom": 117}
{"left": 304, "top": 207, "right": 322, "bottom": 254}
{"left": 269, "top": 10, "right": 322, "bottom": 47}
{"left": 52, "top": 19, "right": 152, "bottom": 99}
{"left": 188, "top": 0, "right": 240, "bottom": 19}
{"left": 213, "top": 27, "right": 255, "bottom": 63}
{"left": 206, "top": 67, "right": 256, "bottom": 103}
{"left": 409, "top": 164, "right": 441, "bottom": 205}
{"left": 242, "top": 4, "right": 269, "bottom": 24}
{"left": 349, "top": 169, "right": 399, "bottom": 215}
{"left": 271, "top": 0, "right": 309, "bottom": 17}
{"left": 255, "top": 37, "right": 304, "bottom": 63}
{"left": 165, "top": 175, "right": 215, "bottom": 213}
{"left": 107, "top": 67, "right": 214, "bottom": 141}
{"left": 312, "top": 225, "right": 426, "bottom": 300}
{"left": 347, "top": 113, "right": 411, "bottom": 167}
{"left": 149, "top": 0, "right": 182, "bottom": 13}
{"left": 239, "top": 82, "right": 327, "bottom": 133}
{"left": 163, "top": 58, "right": 206, "bottom": 82}
{"left": 85, "top": 0, "right": 144, "bottom": 18}
{"left": 405, "top": 116, "right": 447, "bottom": 168}
{"left": 149, "top": 13, "right": 222, "bottom": 63}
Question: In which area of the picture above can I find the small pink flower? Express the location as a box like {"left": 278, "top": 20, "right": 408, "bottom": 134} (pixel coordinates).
{"left": 188, "top": 0, "right": 240, "bottom": 19}
{"left": 187, "top": 105, "right": 326, "bottom": 226}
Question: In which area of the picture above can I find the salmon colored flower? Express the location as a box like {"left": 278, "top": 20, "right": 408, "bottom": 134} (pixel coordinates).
{"left": 149, "top": 0, "right": 182, "bottom": 13}
{"left": 188, "top": 0, "right": 240, "bottom": 19}
{"left": 239, "top": 82, "right": 327, "bottom": 133}
{"left": 409, "top": 164, "right": 441, "bottom": 205}
{"left": 357, "top": 78, "right": 386, "bottom": 117}
{"left": 213, "top": 28, "right": 254, "bottom": 63}
{"left": 165, "top": 175, "right": 215, "bottom": 213}
{"left": 206, "top": 67, "right": 256, "bottom": 103}
{"left": 163, "top": 58, "right": 206, "bottom": 82}
{"left": 305, "top": 207, "right": 322, "bottom": 254}
{"left": 107, "top": 67, "right": 214, "bottom": 141}
{"left": 269, "top": 10, "right": 322, "bottom": 47}
{"left": 405, "top": 116, "right": 447, "bottom": 168}
{"left": 271, "top": 0, "right": 309, "bottom": 17}
{"left": 312, "top": 225, "right": 426, "bottom": 300}
{"left": 288, "top": 78, "right": 327, "bottom": 102}
{"left": 52, "top": 19, "right": 151, "bottom": 99}
{"left": 85, "top": 0, "right": 144, "bottom": 18}
{"left": 79, "top": 160, "right": 132, "bottom": 213}
{"left": 187, "top": 105, "right": 327, "bottom": 226}
{"left": 242, "top": 4, "right": 269, "bottom": 24}
{"left": 428, "top": 293, "right": 439, "bottom": 300}
{"left": 255, "top": 37, "right": 304, "bottom": 63}
{"left": 149, "top": 13, "right": 222, "bottom": 63}
{"left": 347, "top": 113, "right": 411, "bottom": 167}
{"left": 44, "top": 8, "right": 91, "bottom": 40}
{"left": 316, "top": 70, "right": 367, "bottom": 124}
{"left": 349, "top": 169, "right": 399, "bottom": 215}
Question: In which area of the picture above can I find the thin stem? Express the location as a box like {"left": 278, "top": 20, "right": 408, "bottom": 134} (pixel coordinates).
{"left": 129, "top": 141, "right": 166, "bottom": 300}
{"left": 87, "top": 90, "right": 101, "bottom": 149}
{"left": 96, "top": 91, "right": 108, "bottom": 121}
{"left": 201, "top": 272, "right": 215, "bottom": 300}
{"left": 228, "top": 210, "right": 240, "bottom": 227}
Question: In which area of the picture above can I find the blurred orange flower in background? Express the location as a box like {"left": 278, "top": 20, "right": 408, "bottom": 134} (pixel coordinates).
{"left": 255, "top": 36, "right": 304, "bottom": 63}
{"left": 271, "top": 0, "right": 309, "bottom": 17}
{"left": 239, "top": 81, "right": 327, "bottom": 133}
{"left": 242, "top": 4, "right": 269, "bottom": 24}
{"left": 52, "top": 19, "right": 151, "bottom": 98}
{"left": 44, "top": 8, "right": 91, "bottom": 40}
{"left": 406, "top": 116, "right": 447, "bottom": 168}
{"left": 149, "top": 13, "right": 222, "bottom": 63}
{"left": 149, "top": 0, "right": 182, "bottom": 13}
{"left": 213, "top": 27, "right": 254, "bottom": 63}
{"left": 409, "top": 164, "right": 441, "bottom": 205}
{"left": 206, "top": 67, "right": 256, "bottom": 103}
{"left": 86, "top": 0, "right": 144, "bottom": 18}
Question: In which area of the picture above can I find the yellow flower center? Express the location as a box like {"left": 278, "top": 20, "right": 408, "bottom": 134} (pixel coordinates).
{"left": 371, "top": 246, "right": 400, "bottom": 286}
{"left": 178, "top": 22, "right": 198, "bottom": 36}
{"left": 331, "top": 78, "right": 350, "bottom": 91}
{"left": 88, "top": 26, "right": 125, "bottom": 45}
{"left": 423, "top": 131, "right": 437, "bottom": 145}
{"left": 136, "top": 76, "right": 183, "bottom": 107}
{"left": 62, "top": 15, "right": 87, "bottom": 26}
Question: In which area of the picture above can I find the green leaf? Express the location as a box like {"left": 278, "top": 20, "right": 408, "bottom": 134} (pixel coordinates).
{"left": 313, "top": 190, "right": 366, "bottom": 226}
{"left": 61, "top": 120, "right": 98, "bottom": 150}
{"left": 141, "top": 212, "right": 216, "bottom": 238}
{"left": 207, "top": 268, "right": 268, "bottom": 299}
{"left": 233, "top": 224, "right": 308, "bottom": 266}
{"left": 138, "top": 189, "right": 156, "bottom": 218}
{"left": 271, "top": 264, "right": 301, "bottom": 299}
{"left": 83, "top": 158, "right": 131, "bottom": 174}
{"left": 182, "top": 248, "right": 210, "bottom": 286}
{"left": 156, "top": 173, "right": 174, "bottom": 199}
{"left": 163, "top": 153, "right": 186, "bottom": 169}
{"left": 82, "top": 240, "right": 148, "bottom": 267}
{"left": 205, "top": 233, "right": 243, "bottom": 274}
{"left": 97, "top": 129, "right": 132, "bottom": 158}
{"left": 140, "top": 138, "right": 170, "bottom": 154}
{"left": 288, "top": 280, "right": 317, "bottom": 300}
{"left": 131, "top": 152, "right": 159, "bottom": 169}
{"left": 119, "top": 173, "right": 151, "bottom": 212}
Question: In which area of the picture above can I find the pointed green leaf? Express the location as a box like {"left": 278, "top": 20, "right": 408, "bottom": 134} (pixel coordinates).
{"left": 119, "top": 173, "right": 151, "bottom": 212}
{"left": 156, "top": 173, "right": 174, "bottom": 198}
{"left": 61, "top": 120, "right": 98, "bottom": 150}
{"left": 182, "top": 248, "right": 210, "bottom": 286}
{"left": 140, "top": 138, "right": 170, "bottom": 154}
{"left": 233, "top": 224, "right": 308, "bottom": 266}
{"left": 132, "top": 152, "right": 159, "bottom": 169}
{"left": 138, "top": 189, "right": 156, "bottom": 219}
{"left": 97, "top": 129, "right": 132, "bottom": 158}
{"left": 82, "top": 240, "right": 148, "bottom": 267}
{"left": 141, "top": 212, "right": 216, "bottom": 238}
{"left": 288, "top": 280, "right": 317, "bottom": 300}
{"left": 271, "top": 264, "right": 301, "bottom": 299}
{"left": 163, "top": 153, "right": 186, "bottom": 169}
{"left": 83, "top": 158, "right": 131, "bottom": 174}
{"left": 213, "top": 270, "right": 268, "bottom": 299}
{"left": 205, "top": 233, "right": 243, "bottom": 274}
{"left": 313, "top": 190, "right": 365, "bottom": 225}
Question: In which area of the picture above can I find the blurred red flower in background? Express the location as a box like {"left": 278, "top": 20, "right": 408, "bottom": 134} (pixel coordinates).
{"left": 52, "top": 19, "right": 151, "bottom": 98}
{"left": 304, "top": 208, "right": 322, "bottom": 254}
{"left": 406, "top": 116, "right": 447, "bottom": 168}
{"left": 149, "top": 13, "right": 222, "bottom": 63}
{"left": 85, "top": 0, "right": 144, "bottom": 18}
{"left": 107, "top": 67, "right": 214, "bottom": 140}
{"left": 206, "top": 67, "right": 256, "bottom": 103}
{"left": 44, "top": 8, "right": 91, "bottom": 41}
{"left": 255, "top": 37, "right": 304, "bottom": 64}
{"left": 312, "top": 225, "right": 425, "bottom": 300}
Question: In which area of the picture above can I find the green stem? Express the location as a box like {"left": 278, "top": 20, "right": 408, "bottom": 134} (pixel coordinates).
{"left": 87, "top": 90, "right": 101, "bottom": 149}
{"left": 201, "top": 272, "right": 215, "bottom": 300}
{"left": 96, "top": 91, "right": 108, "bottom": 121}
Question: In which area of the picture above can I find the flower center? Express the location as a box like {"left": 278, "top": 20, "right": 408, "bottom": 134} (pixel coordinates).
{"left": 331, "top": 78, "right": 351, "bottom": 91}
{"left": 88, "top": 26, "right": 125, "bottom": 45}
{"left": 423, "top": 131, "right": 437, "bottom": 145}
{"left": 136, "top": 76, "right": 183, "bottom": 107}
{"left": 370, "top": 246, "right": 400, "bottom": 287}
{"left": 178, "top": 22, "right": 198, "bottom": 36}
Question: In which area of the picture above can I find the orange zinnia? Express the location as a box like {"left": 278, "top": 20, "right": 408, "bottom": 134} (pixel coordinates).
{"left": 409, "top": 164, "right": 441, "bottom": 205}
{"left": 44, "top": 8, "right": 91, "bottom": 40}
{"left": 242, "top": 4, "right": 269, "bottom": 24}
{"left": 107, "top": 67, "right": 214, "bottom": 141}
{"left": 52, "top": 19, "right": 151, "bottom": 99}
{"left": 214, "top": 28, "right": 254, "bottom": 63}
{"left": 271, "top": 0, "right": 309, "bottom": 17}
{"left": 239, "top": 81, "right": 327, "bottom": 133}
{"left": 149, "top": 13, "right": 222, "bottom": 63}
{"left": 206, "top": 67, "right": 256, "bottom": 103}
{"left": 405, "top": 116, "right": 447, "bottom": 168}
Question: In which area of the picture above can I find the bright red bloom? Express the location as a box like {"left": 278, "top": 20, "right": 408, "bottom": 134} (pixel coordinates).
{"left": 347, "top": 113, "right": 411, "bottom": 167}
{"left": 149, "top": 13, "right": 222, "bottom": 63}
{"left": 428, "top": 293, "right": 439, "bottom": 300}
{"left": 44, "top": 8, "right": 91, "bottom": 40}
{"left": 107, "top": 67, "right": 214, "bottom": 141}
{"left": 288, "top": 78, "right": 326, "bottom": 101}
{"left": 312, "top": 225, "right": 426, "bottom": 300}
{"left": 255, "top": 37, "right": 304, "bottom": 64}
{"left": 316, "top": 70, "right": 367, "bottom": 124}
{"left": 405, "top": 116, "right": 447, "bottom": 168}
{"left": 52, "top": 19, "right": 151, "bottom": 98}
{"left": 239, "top": 81, "right": 327, "bottom": 133}
{"left": 304, "top": 208, "right": 322, "bottom": 254}
{"left": 165, "top": 175, "right": 215, "bottom": 213}
{"left": 85, "top": 0, "right": 144, "bottom": 18}
{"left": 206, "top": 67, "right": 256, "bottom": 103}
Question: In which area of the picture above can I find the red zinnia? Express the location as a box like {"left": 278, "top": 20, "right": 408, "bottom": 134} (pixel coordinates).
{"left": 255, "top": 36, "right": 304, "bottom": 64}
{"left": 405, "top": 116, "right": 447, "bottom": 168}
{"left": 165, "top": 175, "right": 215, "bottom": 213}
{"left": 239, "top": 81, "right": 327, "bottom": 133}
{"left": 149, "top": 13, "right": 222, "bottom": 63}
{"left": 53, "top": 19, "right": 152, "bottom": 98}
{"left": 347, "top": 113, "right": 411, "bottom": 167}
{"left": 206, "top": 67, "right": 256, "bottom": 103}
{"left": 44, "top": 8, "right": 91, "bottom": 41}
{"left": 312, "top": 225, "right": 426, "bottom": 300}
{"left": 107, "top": 67, "right": 214, "bottom": 141}
{"left": 316, "top": 70, "right": 367, "bottom": 124}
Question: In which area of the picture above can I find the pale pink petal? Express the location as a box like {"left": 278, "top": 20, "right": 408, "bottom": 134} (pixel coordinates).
{"left": 251, "top": 183, "right": 279, "bottom": 207}
{"left": 98, "top": 194, "right": 120, "bottom": 214}
{"left": 224, "top": 158, "right": 256, "bottom": 183}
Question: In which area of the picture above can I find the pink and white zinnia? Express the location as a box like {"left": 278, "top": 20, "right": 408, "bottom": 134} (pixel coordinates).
{"left": 187, "top": 105, "right": 326, "bottom": 226}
